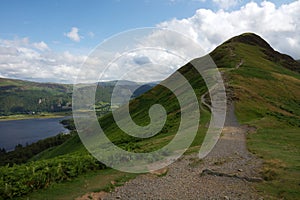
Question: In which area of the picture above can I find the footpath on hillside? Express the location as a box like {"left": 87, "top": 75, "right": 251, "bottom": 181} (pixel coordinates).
{"left": 77, "top": 102, "right": 264, "bottom": 200}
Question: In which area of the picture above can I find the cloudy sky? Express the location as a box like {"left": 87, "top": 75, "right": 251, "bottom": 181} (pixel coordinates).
{"left": 0, "top": 0, "right": 299, "bottom": 83}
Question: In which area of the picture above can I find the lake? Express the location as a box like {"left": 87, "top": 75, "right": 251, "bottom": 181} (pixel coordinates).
{"left": 0, "top": 117, "right": 70, "bottom": 151}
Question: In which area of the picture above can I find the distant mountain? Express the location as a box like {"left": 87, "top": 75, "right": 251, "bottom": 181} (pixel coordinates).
{"left": 0, "top": 78, "right": 156, "bottom": 115}
{"left": 96, "top": 80, "right": 157, "bottom": 101}
{"left": 0, "top": 78, "right": 73, "bottom": 115}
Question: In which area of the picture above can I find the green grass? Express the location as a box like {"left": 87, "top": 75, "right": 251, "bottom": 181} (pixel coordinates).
{"left": 246, "top": 120, "right": 300, "bottom": 199}
{"left": 16, "top": 169, "right": 136, "bottom": 200}
{"left": 0, "top": 153, "right": 106, "bottom": 199}
{"left": 230, "top": 74, "right": 300, "bottom": 199}
{"left": 216, "top": 34, "right": 300, "bottom": 199}
{"left": 0, "top": 112, "right": 71, "bottom": 121}
{"left": 31, "top": 134, "right": 87, "bottom": 161}
{"left": 3, "top": 32, "right": 299, "bottom": 199}
{"left": 2, "top": 60, "right": 210, "bottom": 199}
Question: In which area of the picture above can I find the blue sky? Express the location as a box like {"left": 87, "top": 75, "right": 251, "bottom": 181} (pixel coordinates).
{"left": 0, "top": 0, "right": 211, "bottom": 53}
{"left": 0, "top": 0, "right": 299, "bottom": 83}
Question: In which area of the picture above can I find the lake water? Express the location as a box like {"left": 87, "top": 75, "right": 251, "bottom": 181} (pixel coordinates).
{"left": 0, "top": 117, "right": 70, "bottom": 151}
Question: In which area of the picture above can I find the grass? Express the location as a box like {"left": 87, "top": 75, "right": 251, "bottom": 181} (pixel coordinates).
{"left": 15, "top": 61, "right": 210, "bottom": 198}
{"left": 5, "top": 33, "right": 300, "bottom": 199}
{"left": 247, "top": 123, "right": 300, "bottom": 199}
{"left": 217, "top": 35, "right": 300, "bottom": 199}
{"left": 0, "top": 112, "right": 71, "bottom": 121}
{"left": 17, "top": 169, "right": 137, "bottom": 200}
{"left": 30, "top": 134, "right": 87, "bottom": 161}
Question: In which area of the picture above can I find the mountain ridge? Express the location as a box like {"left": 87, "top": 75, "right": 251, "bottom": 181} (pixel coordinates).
{"left": 211, "top": 32, "right": 300, "bottom": 73}
{"left": 0, "top": 77, "right": 156, "bottom": 115}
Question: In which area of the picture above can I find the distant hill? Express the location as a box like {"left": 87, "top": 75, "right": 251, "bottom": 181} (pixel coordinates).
{"left": 0, "top": 78, "right": 73, "bottom": 115}
{"left": 0, "top": 78, "right": 156, "bottom": 115}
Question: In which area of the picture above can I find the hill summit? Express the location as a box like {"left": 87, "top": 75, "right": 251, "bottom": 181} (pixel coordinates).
{"left": 211, "top": 32, "right": 300, "bottom": 73}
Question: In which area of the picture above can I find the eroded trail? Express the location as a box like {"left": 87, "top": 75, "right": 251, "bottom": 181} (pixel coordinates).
{"left": 83, "top": 103, "right": 263, "bottom": 200}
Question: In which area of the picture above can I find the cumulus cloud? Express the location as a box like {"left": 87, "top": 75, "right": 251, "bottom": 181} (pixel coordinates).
{"left": 158, "top": 0, "right": 300, "bottom": 59}
{"left": 65, "top": 27, "right": 81, "bottom": 42}
{"left": 133, "top": 56, "right": 151, "bottom": 65}
{"left": 1, "top": 1, "right": 300, "bottom": 84}
{"left": 0, "top": 37, "right": 85, "bottom": 83}
{"left": 33, "top": 41, "right": 49, "bottom": 51}
{"left": 212, "top": 0, "right": 239, "bottom": 10}
{"left": 98, "top": 50, "right": 184, "bottom": 82}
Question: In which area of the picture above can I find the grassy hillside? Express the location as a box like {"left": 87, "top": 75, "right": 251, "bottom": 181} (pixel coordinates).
{"left": 1, "top": 33, "right": 299, "bottom": 199}
{"left": 34, "top": 63, "right": 210, "bottom": 160}
{"left": 0, "top": 58, "right": 211, "bottom": 199}
{"left": 211, "top": 33, "right": 300, "bottom": 199}
{"left": 0, "top": 78, "right": 73, "bottom": 115}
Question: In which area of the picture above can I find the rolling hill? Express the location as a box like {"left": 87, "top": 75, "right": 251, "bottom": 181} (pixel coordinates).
{"left": 0, "top": 78, "right": 73, "bottom": 115}
{"left": 1, "top": 33, "right": 299, "bottom": 199}
{"left": 0, "top": 78, "right": 156, "bottom": 116}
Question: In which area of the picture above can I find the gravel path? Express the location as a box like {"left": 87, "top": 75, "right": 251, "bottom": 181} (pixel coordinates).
{"left": 88, "top": 102, "right": 262, "bottom": 200}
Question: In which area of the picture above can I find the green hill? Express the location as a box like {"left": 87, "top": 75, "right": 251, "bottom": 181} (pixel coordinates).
{"left": 0, "top": 78, "right": 155, "bottom": 116}
{"left": 211, "top": 33, "right": 300, "bottom": 123}
{"left": 0, "top": 78, "right": 73, "bottom": 115}
{"left": 211, "top": 33, "right": 300, "bottom": 198}
{"left": 1, "top": 33, "right": 299, "bottom": 199}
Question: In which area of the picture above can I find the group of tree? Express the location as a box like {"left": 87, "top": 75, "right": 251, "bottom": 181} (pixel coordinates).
{"left": 0, "top": 132, "right": 74, "bottom": 166}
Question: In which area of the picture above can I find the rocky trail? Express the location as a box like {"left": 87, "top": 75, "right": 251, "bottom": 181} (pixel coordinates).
{"left": 77, "top": 102, "right": 264, "bottom": 200}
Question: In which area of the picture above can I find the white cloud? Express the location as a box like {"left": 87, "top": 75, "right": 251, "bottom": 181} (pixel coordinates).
{"left": 1, "top": 37, "right": 29, "bottom": 47}
{"left": 33, "top": 41, "right": 49, "bottom": 51}
{"left": 0, "top": 38, "right": 85, "bottom": 83}
{"left": 213, "top": 0, "right": 239, "bottom": 10}
{"left": 157, "top": 0, "right": 300, "bottom": 59}
{"left": 65, "top": 27, "right": 81, "bottom": 42}
{"left": 1, "top": 1, "right": 300, "bottom": 84}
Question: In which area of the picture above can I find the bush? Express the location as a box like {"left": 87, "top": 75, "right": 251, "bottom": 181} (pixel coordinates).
{"left": 0, "top": 153, "right": 106, "bottom": 199}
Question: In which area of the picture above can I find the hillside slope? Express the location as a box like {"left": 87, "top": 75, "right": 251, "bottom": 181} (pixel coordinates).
{"left": 40, "top": 32, "right": 300, "bottom": 169}
{"left": 211, "top": 33, "right": 300, "bottom": 199}
{"left": 8, "top": 33, "right": 299, "bottom": 199}
{"left": 0, "top": 78, "right": 73, "bottom": 115}
{"left": 211, "top": 33, "right": 300, "bottom": 125}
{"left": 93, "top": 32, "right": 299, "bottom": 198}
{"left": 101, "top": 32, "right": 299, "bottom": 199}
{"left": 0, "top": 78, "right": 155, "bottom": 115}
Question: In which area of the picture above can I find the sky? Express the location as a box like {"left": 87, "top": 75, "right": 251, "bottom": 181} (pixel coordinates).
{"left": 0, "top": 0, "right": 299, "bottom": 83}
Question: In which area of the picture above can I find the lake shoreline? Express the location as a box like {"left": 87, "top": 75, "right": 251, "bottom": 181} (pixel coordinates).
{"left": 0, "top": 116, "right": 72, "bottom": 151}
{"left": 0, "top": 112, "right": 72, "bottom": 121}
